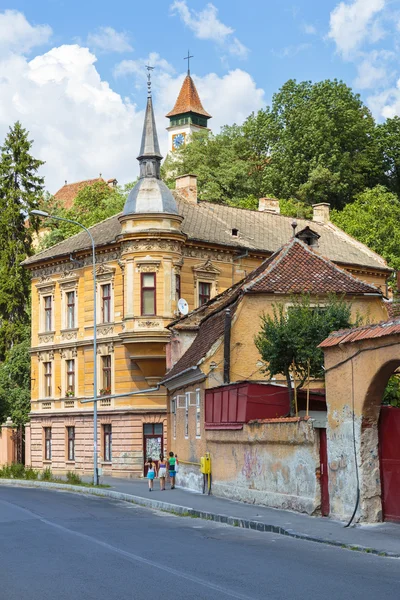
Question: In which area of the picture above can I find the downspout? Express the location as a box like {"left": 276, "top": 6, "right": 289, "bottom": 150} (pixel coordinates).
{"left": 223, "top": 308, "right": 231, "bottom": 384}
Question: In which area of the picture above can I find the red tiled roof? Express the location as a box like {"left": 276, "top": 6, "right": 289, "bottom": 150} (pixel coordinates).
{"left": 319, "top": 317, "right": 400, "bottom": 348}
{"left": 166, "top": 74, "right": 211, "bottom": 118}
{"left": 54, "top": 178, "right": 105, "bottom": 210}
{"left": 245, "top": 238, "right": 381, "bottom": 295}
{"left": 164, "top": 238, "right": 383, "bottom": 382}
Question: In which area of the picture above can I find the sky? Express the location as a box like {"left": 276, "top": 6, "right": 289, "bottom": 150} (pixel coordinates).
{"left": 1, "top": 0, "right": 400, "bottom": 192}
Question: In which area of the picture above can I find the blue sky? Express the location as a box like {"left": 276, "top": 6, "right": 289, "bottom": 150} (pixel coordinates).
{"left": 1, "top": 1, "right": 399, "bottom": 191}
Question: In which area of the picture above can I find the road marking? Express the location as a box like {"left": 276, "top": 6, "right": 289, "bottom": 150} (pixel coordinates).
{"left": 0, "top": 496, "right": 256, "bottom": 600}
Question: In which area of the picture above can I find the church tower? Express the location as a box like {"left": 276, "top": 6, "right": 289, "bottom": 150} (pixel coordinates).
{"left": 166, "top": 55, "right": 211, "bottom": 153}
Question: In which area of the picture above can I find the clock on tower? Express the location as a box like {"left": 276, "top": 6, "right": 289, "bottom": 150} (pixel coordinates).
{"left": 172, "top": 132, "right": 186, "bottom": 151}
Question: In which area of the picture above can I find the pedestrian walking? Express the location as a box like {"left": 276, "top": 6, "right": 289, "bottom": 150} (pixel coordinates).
{"left": 146, "top": 458, "right": 156, "bottom": 491}
{"left": 158, "top": 454, "right": 167, "bottom": 491}
{"left": 168, "top": 451, "right": 176, "bottom": 489}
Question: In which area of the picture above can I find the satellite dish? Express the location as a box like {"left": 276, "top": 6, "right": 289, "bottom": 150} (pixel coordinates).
{"left": 177, "top": 298, "right": 189, "bottom": 315}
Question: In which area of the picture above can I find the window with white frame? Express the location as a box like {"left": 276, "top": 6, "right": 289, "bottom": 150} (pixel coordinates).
{"left": 67, "top": 426, "right": 75, "bottom": 461}
{"left": 66, "top": 359, "right": 75, "bottom": 396}
{"left": 171, "top": 397, "right": 176, "bottom": 439}
{"left": 44, "top": 427, "right": 52, "bottom": 460}
{"left": 185, "top": 392, "right": 189, "bottom": 438}
{"left": 195, "top": 388, "right": 201, "bottom": 438}
{"left": 44, "top": 296, "right": 53, "bottom": 332}
{"left": 66, "top": 291, "right": 76, "bottom": 329}
{"left": 43, "top": 362, "right": 52, "bottom": 398}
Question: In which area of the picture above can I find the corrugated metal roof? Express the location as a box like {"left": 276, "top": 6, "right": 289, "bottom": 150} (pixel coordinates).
{"left": 319, "top": 317, "right": 400, "bottom": 347}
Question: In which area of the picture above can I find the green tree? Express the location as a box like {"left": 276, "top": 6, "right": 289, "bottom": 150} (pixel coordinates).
{"left": 261, "top": 79, "right": 383, "bottom": 209}
{"left": 376, "top": 116, "right": 400, "bottom": 196}
{"left": 331, "top": 185, "right": 400, "bottom": 270}
{"left": 0, "top": 332, "right": 31, "bottom": 426}
{"left": 254, "top": 294, "right": 356, "bottom": 411}
{"left": 0, "top": 122, "right": 44, "bottom": 359}
{"left": 162, "top": 122, "right": 267, "bottom": 208}
{"left": 39, "top": 180, "right": 130, "bottom": 249}
{"left": 382, "top": 374, "right": 400, "bottom": 408}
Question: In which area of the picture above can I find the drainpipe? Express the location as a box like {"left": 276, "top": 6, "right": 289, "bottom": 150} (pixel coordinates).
{"left": 223, "top": 308, "right": 231, "bottom": 384}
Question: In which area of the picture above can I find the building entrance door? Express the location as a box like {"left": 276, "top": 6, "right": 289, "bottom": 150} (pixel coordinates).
{"left": 319, "top": 428, "right": 330, "bottom": 517}
{"left": 143, "top": 423, "right": 163, "bottom": 476}
{"left": 379, "top": 406, "right": 400, "bottom": 522}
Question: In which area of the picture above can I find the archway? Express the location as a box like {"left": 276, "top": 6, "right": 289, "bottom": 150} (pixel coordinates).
{"left": 320, "top": 321, "right": 400, "bottom": 523}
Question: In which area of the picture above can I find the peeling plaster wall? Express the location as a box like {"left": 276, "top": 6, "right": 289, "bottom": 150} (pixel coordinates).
{"left": 176, "top": 419, "right": 320, "bottom": 514}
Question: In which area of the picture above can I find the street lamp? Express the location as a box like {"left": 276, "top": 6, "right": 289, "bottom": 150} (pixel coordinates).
{"left": 31, "top": 210, "right": 99, "bottom": 485}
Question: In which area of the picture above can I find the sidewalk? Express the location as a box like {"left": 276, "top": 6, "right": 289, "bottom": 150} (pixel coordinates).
{"left": 96, "top": 476, "right": 400, "bottom": 558}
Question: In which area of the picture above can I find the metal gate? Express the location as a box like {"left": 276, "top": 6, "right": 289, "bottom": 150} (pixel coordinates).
{"left": 379, "top": 406, "right": 400, "bottom": 522}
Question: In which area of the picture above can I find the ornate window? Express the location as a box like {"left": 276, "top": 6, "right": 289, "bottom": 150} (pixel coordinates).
{"left": 66, "top": 291, "right": 76, "bottom": 329}
{"left": 101, "top": 284, "right": 112, "bottom": 323}
{"left": 192, "top": 260, "right": 220, "bottom": 309}
{"left": 43, "top": 362, "right": 52, "bottom": 397}
{"left": 199, "top": 282, "right": 211, "bottom": 306}
{"left": 141, "top": 273, "right": 156, "bottom": 316}
{"left": 66, "top": 359, "right": 75, "bottom": 396}
{"left": 103, "top": 424, "right": 112, "bottom": 462}
{"left": 101, "top": 355, "right": 112, "bottom": 393}
{"left": 44, "top": 296, "right": 52, "bottom": 332}
{"left": 44, "top": 427, "right": 52, "bottom": 460}
{"left": 67, "top": 426, "right": 75, "bottom": 461}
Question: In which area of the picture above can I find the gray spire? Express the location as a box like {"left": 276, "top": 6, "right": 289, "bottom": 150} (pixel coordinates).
{"left": 138, "top": 96, "right": 163, "bottom": 163}
{"left": 122, "top": 89, "right": 178, "bottom": 216}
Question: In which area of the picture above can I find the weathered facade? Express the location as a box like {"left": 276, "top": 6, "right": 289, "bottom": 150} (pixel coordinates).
{"left": 163, "top": 238, "right": 390, "bottom": 515}
{"left": 22, "top": 77, "right": 392, "bottom": 481}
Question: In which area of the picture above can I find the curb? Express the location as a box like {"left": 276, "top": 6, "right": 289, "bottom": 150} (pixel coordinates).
{"left": 1, "top": 480, "right": 398, "bottom": 559}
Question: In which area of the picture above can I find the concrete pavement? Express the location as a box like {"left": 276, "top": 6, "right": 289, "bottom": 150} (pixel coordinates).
{"left": 0, "top": 486, "right": 399, "bottom": 600}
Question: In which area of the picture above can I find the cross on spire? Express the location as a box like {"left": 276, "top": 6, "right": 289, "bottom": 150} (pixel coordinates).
{"left": 145, "top": 64, "right": 154, "bottom": 97}
{"left": 184, "top": 50, "right": 193, "bottom": 75}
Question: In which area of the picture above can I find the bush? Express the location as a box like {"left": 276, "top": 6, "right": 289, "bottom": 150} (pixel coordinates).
{"left": 25, "top": 467, "right": 39, "bottom": 480}
{"left": 66, "top": 471, "right": 81, "bottom": 485}
{"left": 41, "top": 467, "right": 52, "bottom": 481}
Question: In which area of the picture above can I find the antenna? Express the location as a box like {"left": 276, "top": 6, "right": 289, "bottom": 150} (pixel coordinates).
{"left": 145, "top": 64, "right": 154, "bottom": 97}
{"left": 184, "top": 50, "right": 193, "bottom": 75}
{"left": 177, "top": 298, "right": 189, "bottom": 316}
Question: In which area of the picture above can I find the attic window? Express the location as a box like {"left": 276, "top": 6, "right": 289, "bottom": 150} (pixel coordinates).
{"left": 295, "top": 226, "right": 320, "bottom": 248}
{"left": 232, "top": 228, "right": 238, "bottom": 237}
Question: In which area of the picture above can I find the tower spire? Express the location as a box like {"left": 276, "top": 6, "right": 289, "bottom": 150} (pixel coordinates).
{"left": 138, "top": 66, "right": 162, "bottom": 177}
{"left": 145, "top": 64, "right": 154, "bottom": 98}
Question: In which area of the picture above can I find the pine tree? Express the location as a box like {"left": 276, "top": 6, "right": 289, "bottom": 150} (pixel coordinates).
{"left": 0, "top": 122, "right": 44, "bottom": 359}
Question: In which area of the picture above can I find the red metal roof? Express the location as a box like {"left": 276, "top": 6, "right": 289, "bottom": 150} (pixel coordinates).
{"left": 319, "top": 317, "right": 400, "bottom": 348}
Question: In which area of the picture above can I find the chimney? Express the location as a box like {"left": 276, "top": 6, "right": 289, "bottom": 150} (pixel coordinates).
{"left": 258, "top": 197, "right": 280, "bottom": 214}
{"left": 312, "top": 203, "right": 330, "bottom": 224}
{"left": 175, "top": 174, "right": 197, "bottom": 204}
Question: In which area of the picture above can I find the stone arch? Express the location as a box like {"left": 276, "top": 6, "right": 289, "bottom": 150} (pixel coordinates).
{"left": 321, "top": 325, "right": 400, "bottom": 523}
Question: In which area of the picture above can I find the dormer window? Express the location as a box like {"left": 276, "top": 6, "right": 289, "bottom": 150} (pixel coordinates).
{"left": 232, "top": 228, "right": 238, "bottom": 237}
{"left": 295, "top": 226, "right": 320, "bottom": 248}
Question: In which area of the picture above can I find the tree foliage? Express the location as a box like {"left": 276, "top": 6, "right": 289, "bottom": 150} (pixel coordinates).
{"left": 255, "top": 294, "right": 356, "bottom": 411}
{"left": 0, "top": 331, "right": 31, "bottom": 426}
{"left": 331, "top": 185, "right": 400, "bottom": 271}
{"left": 0, "top": 122, "right": 44, "bottom": 359}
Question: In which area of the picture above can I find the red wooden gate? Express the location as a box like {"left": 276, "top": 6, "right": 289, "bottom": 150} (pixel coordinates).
{"left": 379, "top": 406, "right": 400, "bottom": 522}
{"left": 319, "top": 428, "right": 330, "bottom": 517}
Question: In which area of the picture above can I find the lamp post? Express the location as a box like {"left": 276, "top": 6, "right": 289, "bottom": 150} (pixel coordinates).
{"left": 31, "top": 210, "right": 99, "bottom": 485}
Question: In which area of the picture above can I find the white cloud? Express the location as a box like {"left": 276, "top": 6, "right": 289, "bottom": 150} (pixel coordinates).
{"left": 302, "top": 23, "right": 317, "bottom": 35}
{"left": 86, "top": 26, "right": 133, "bottom": 53}
{"left": 328, "top": 0, "right": 385, "bottom": 58}
{"left": 170, "top": 0, "right": 249, "bottom": 58}
{"left": 272, "top": 44, "right": 311, "bottom": 59}
{"left": 354, "top": 50, "right": 394, "bottom": 89}
{"left": 0, "top": 9, "right": 51, "bottom": 54}
{"left": 0, "top": 12, "right": 264, "bottom": 193}
{"left": 114, "top": 52, "right": 175, "bottom": 79}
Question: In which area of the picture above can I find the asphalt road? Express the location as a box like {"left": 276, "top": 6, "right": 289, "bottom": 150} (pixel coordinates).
{"left": 0, "top": 487, "right": 399, "bottom": 600}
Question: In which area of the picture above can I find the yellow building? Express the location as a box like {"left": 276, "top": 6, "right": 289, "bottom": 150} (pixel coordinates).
{"left": 23, "top": 78, "right": 392, "bottom": 479}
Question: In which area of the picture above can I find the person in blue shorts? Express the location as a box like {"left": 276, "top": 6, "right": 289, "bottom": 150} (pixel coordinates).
{"left": 146, "top": 458, "right": 156, "bottom": 491}
{"left": 168, "top": 451, "right": 176, "bottom": 489}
